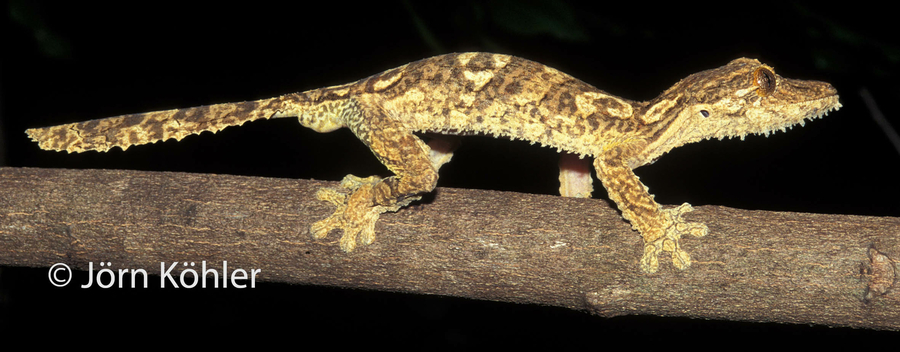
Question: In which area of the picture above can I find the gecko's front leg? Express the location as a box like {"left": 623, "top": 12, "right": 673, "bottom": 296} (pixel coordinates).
{"left": 594, "top": 152, "right": 708, "bottom": 273}
{"left": 310, "top": 98, "right": 439, "bottom": 251}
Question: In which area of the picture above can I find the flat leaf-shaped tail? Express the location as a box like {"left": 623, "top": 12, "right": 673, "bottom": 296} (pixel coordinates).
{"left": 26, "top": 96, "right": 291, "bottom": 153}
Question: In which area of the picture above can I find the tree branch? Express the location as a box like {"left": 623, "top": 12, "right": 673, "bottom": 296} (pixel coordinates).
{"left": 1, "top": 167, "right": 897, "bottom": 330}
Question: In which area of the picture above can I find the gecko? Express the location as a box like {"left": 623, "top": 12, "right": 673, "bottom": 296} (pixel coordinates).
{"left": 26, "top": 52, "right": 841, "bottom": 273}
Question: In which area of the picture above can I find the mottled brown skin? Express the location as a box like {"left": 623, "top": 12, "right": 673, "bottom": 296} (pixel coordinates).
{"left": 26, "top": 53, "right": 841, "bottom": 273}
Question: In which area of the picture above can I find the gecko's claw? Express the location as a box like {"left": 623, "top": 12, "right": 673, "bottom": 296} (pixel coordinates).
{"left": 639, "top": 203, "right": 708, "bottom": 273}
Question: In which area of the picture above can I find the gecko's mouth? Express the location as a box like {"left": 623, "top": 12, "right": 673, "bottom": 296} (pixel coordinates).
{"left": 715, "top": 80, "right": 841, "bottom": 141}
{"left": 753, "top": 94, "right": 842, "bottom": 137}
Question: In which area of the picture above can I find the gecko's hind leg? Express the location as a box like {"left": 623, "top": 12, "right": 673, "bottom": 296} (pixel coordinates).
{"left": 559, "top": 152, "right": 593, "bottom": 198}
{"left": 310, "top": 97, "right": 440, "bottom": 251}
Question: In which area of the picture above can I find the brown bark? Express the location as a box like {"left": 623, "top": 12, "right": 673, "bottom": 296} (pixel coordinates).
{"left": 0, "top": 167, "right": 897, "bottom": 329}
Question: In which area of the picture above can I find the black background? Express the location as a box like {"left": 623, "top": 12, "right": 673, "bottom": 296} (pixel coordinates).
{"left": 2, "top": 1, "right": 898, "bottom": 347}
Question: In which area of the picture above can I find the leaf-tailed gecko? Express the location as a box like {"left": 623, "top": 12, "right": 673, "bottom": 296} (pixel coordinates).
{"left": 26, "top": 52, "right": 841, "bottom": 273}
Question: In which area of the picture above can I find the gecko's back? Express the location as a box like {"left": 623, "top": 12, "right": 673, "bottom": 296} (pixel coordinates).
{"left": 344, "top": 52, "right": 639, "bottom": 157}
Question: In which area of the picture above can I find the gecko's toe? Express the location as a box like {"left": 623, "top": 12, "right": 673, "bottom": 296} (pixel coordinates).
{"left": 310, "top": 217, "right": 337, "bottom": 239}
{"left": 640, "top": 244, "right": 661, "bottom": 273}
{"left": 338, "top": 228, "right": 360, "bottom": 252}
{"left": 310, "top": 186, "right": 349, "bottom": 239}
{"left": 671, "top": 247, "right": 693, "bottom": 270}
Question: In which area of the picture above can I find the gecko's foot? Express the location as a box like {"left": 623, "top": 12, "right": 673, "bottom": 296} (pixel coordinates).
{"left": 310, "top": 175, "right": 413, "bottom": 252}
{"left": 640, "top": 203, "right": 708, "bottom": 273}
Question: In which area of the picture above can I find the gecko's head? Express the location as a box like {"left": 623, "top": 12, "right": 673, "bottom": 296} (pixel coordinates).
{"left": 641, "top": 58, "right": 840, "bottom": 154}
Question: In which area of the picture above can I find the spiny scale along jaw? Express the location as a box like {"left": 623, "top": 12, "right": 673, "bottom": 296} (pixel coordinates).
{"left": 640, "top": 57, "right": 841, "bottom": 164}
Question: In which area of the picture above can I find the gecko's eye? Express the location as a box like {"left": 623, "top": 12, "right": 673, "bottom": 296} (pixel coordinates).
{"left": 753, "top": 67, "right": 776, "bottom": 97}
{"left": 699, "top": 110, "right": 710, "bottom": 118}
